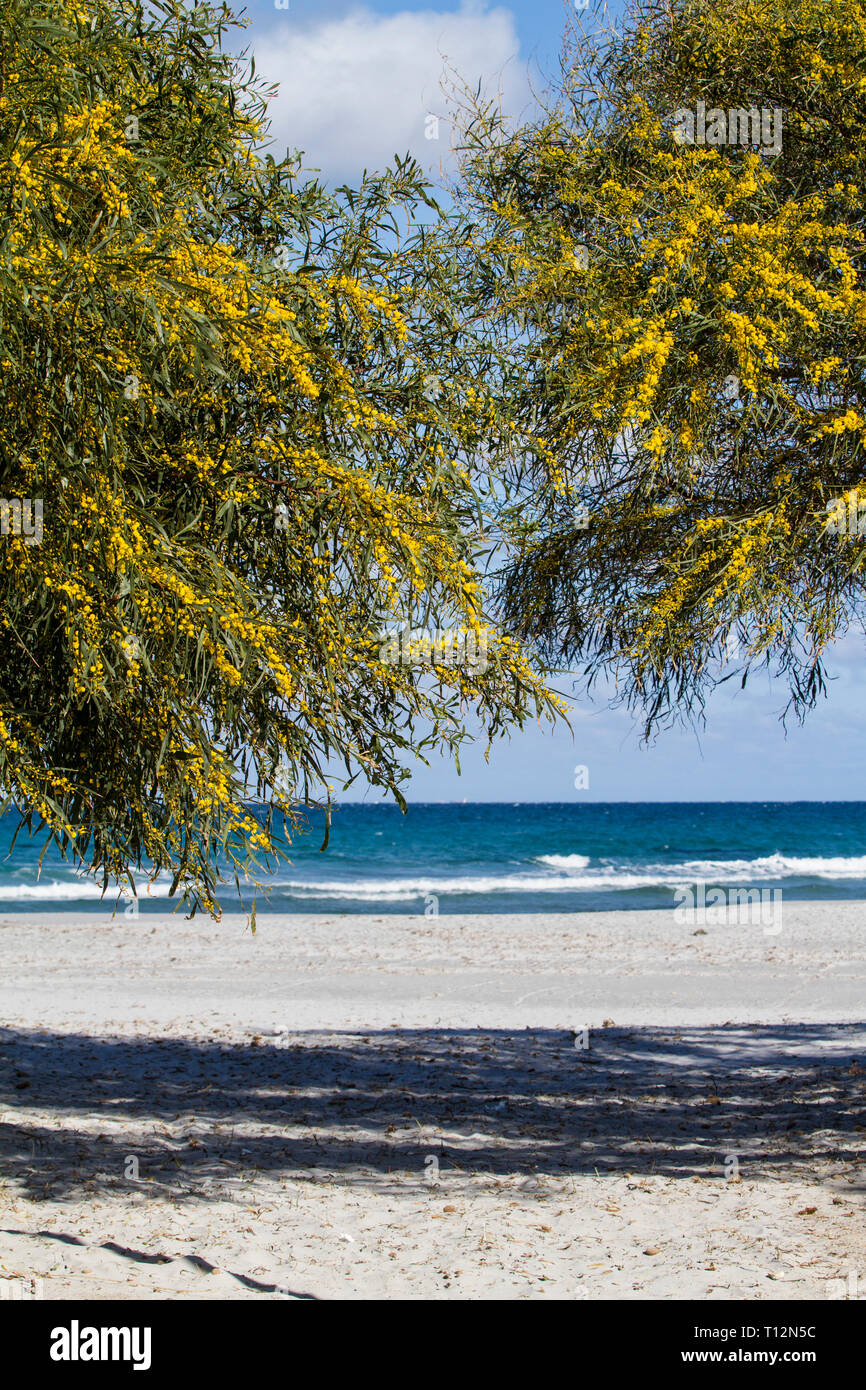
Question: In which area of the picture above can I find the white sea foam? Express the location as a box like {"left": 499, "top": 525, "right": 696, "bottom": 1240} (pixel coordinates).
{"left": 2, "top": 852, "right": 865, "bottom": 903}
{"left": 269, "top": 851, "right": 866, "bottom": 900}
{"left": 535, "top": 854, "right": 591, "bottom": 871}
{"left": 537, "top": 852, "right": 866, "bottom": 882}
{"left": 0, "top": 879, "right": 173, "bottom": 901}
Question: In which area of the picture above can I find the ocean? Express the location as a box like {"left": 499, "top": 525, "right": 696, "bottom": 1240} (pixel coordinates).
{"left": 0, "top": 801, "right": 865, "bottom": 915}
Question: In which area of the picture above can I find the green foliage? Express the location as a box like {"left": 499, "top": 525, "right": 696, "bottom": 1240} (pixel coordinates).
{"left": 454, "top": 0, "right": 866, "bottom": 733}
{"left": 0, "top": 0, "right": 557, "bottom": 913}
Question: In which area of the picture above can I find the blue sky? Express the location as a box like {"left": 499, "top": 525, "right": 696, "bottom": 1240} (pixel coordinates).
{"left": 239, "top": 0, "right": 595, "bottom": 181}
{"left": 395, "top": 638, "right": 866, "bottom": 801}
{"left": 233, "top": 0, "right": 866, "bottom": 802}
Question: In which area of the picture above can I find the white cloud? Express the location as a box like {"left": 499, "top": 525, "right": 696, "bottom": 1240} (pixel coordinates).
{"left": 252, "top": 3, "right": 528, "bottom": 181}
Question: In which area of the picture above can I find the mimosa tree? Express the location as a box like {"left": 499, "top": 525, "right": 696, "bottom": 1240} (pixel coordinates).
{"left": 455, "top": 0, "right": 866, "bottom": 734}
{"left": 0, "top": 0, "right": 558, "bottom": 914}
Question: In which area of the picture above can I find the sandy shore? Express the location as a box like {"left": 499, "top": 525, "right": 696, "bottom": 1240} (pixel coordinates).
{"left": 0, "top": 904, "right": 864, "bottom": 1299}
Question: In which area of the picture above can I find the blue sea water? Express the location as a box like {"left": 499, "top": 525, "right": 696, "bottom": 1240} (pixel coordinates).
{"left": 0, "top": 801, "right": 865, "bottom": 915}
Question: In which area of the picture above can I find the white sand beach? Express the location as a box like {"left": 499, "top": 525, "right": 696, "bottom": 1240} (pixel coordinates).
{"left": 0, "top": 903, "right": 864, "bottom": 1300}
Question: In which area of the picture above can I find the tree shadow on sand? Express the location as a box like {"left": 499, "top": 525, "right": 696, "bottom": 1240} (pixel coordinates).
{"left": 1, "top": 1022, "right": 864, "bottom": 1202}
